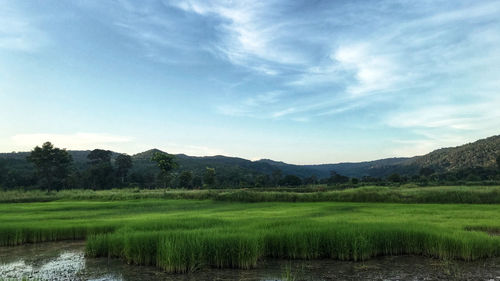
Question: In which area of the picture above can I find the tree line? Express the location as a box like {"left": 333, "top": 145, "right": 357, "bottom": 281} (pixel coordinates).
{"left": 1, "top": 142, "right": 500, "bottom": 191}
{"left": 0, "top": 142, "right": 319, "bottom": 190}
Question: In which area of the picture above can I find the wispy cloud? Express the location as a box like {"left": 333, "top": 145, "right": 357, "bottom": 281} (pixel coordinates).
{"left": 216, "top": 91, "right": 284, "bottom": 118}
{"left": 332, "top": 44, "right": 401, "bottom": 97}
{"left": 169, "top": 0, "right": 311, "bottom": 73}
{"left": 247, "top": 1, "right": 500, "bottom": 130}
{"left": 10, "top": 133, "right": 133, "bottom": 151}
{"left": 0, "top": 2, "right": 48, "bottom": 52}
{"left": 159, "top": 142, "right": 225, "bottom": 156}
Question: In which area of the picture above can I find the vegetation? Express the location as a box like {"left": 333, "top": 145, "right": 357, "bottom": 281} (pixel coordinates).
{"left": 4, "top": 185, "right": 500, "bottom": 204}
{"left": 412, "top": 135, "right": 500, "bottom": 171}
{"left": 1, "top": 199, "right": 500, "bottom": 272}
{"left": 27, "top": 142, "right": 72, "bottom": 191}
{"left": 1, "top": 139, "right": 499, "bottom": 274}
{"left": 115, "top": 153, "right": 132, "bottom": 184}
{"left": 1, "top": 136, "right": 499, "bottom": 190}
{"left": 151, "top": 152, "right": 178, "bottom": 188}
{"left": 87, "top": 149, "right": 115, "bottom": 189}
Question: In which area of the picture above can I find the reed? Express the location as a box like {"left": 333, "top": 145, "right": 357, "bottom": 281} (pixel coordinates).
{"left": 2, "top": 199, "right": 500, "bottom": 272}
{"left": 85, "top": 221, "right": 500, "bottom": 272}
{"left": 3, "top": 185, "right": 500, "bottom": 204}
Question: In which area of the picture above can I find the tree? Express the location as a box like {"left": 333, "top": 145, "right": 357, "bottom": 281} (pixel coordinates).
{"left": 303, "top": 175, "right": 318, "bottom": 185}
{"left": 192, "top": 175, "right": 203, "bottom": 189}
{"left": 271, "top": 169, "right": 282, "bottom": 186}
{"left": 27, "top": 142, "right": 73, "bottom": 191}
{"left": 280, "top": 174, "right": 302, "bottom": 186}
{"left": 88, "top": 149, "right": 112, "bottom": 165}
{"left": 115, "top": 154, "right": 133, "bottom": 184}
{"left": 151, "top": 152, "right": 178, "bottom": 188}
{"left": 255, "top": 174, "right": 271, "bottom": 187}
{"left": 87, "top": 149, "right": 114, "bottom": 189}
{"left": 0, "top": 160, "right": 7, "bottom": 187}
{"left": 387, "top": 173, "right": 401, "bottom": 183}
{"left": 328, "top": 171, "right": 349, "bottom": 185}
{"left": 203, "top": 167, "right": 216, "bottom": 187}
{"left": 179, "top": 170, "right": 193, "bottom": 189}
{"left": 497, "top": 155, "right": 500, "bottom": 171}
{"left": 419, "top": 167, "right": 435, "bottom": 177}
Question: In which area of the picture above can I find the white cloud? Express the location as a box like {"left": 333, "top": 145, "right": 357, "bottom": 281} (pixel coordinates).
{"left": 216, "top": 91, "right": 284, "bottom": 117}
{"left": 170, "top": 0, "right": 308, "bottom": 74}
{"left": 243, "top": 91, "right": 282, "bottom": 107}
{"left": 390, "top": 135, "right": 469, "bottom": 157}
{"left": 332, "top": 44, "right": 401, "bottom": 97}
{"left": 159, "top": 143, "right": 225, "bottom": 156}
{"left": 10, "top": 133, "right": 133, "bottom": 151}
{"left": 386, "top": 102, "right": 500, "bottom": 131}
{"left": 272, "top": 107, "right": 296, "bottom": 118}
{"left": 0, "top": 3, "right": 48, "bottom": 52}
{"left": 386, "top": 100, "right": 500, "bottom": 157}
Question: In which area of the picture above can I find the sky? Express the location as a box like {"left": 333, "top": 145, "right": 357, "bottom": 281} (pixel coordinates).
{"left": 1, "top": 0, "right": 499, "bottom": 164}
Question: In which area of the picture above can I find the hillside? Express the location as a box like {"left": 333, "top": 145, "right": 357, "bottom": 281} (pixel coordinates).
{"left": 0, "top": 134, "right": 499, "bottom": 180}
{"left": 408, "top": 135, "right": 500, "bottom": 172}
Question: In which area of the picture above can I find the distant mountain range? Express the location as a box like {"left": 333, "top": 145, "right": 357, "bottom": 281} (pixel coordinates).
{"left": 1, "top": 135, "right": 499, "bottom": 179}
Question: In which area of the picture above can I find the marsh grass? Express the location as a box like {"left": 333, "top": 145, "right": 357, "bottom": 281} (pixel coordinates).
{"left": 280, "top": 263, "right": 299, "bottom": 281}
{"left": 3, "top": 185, "right": 500, "bottom": 204}
{"left": 2, "top": 199, "right": 500, "bottom": 272}
{"left": 85, "top": 221, "right": 500, "bottom": 272}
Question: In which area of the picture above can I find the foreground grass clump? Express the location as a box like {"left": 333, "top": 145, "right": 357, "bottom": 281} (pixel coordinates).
{"left": 2, "top": 199, "right": 500, "bottom": 272}
{"left": 85, "top": 222, "right": 499, "bottom": 272}
{"left": 3, "top": 185, "right": 500, "bottom": 204}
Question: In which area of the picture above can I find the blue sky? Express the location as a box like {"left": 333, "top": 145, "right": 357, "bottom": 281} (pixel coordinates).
{"left": 1, "top": 0, "right": 499, "bottom": 164}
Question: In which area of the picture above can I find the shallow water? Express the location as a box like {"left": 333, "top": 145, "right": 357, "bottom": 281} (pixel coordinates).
{"left": 1, "top": 241, "right": 500, "bottom": 281}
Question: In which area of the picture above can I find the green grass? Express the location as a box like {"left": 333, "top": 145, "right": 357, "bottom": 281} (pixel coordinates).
{"left": 2, "top": 198, "right": 500, "bottom": 272}
{"left": 2, "top": 185, "right": 500, "bottom": 204}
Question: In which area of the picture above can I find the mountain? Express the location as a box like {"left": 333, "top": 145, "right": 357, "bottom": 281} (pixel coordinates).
{"left": 408, "top": 135, "right": 500, "bottom": 172}
{"left": 304, "top": 157, "right": 417, "bottom": 178}
{"left": 1, "top": 134, "right": 499, "bottom": 179}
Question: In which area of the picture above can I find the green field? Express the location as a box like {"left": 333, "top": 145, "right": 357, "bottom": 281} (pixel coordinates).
{"left": 1, "top": 190, "right": 500, "bottom": 273}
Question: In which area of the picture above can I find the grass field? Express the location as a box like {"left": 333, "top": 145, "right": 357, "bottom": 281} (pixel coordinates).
{"left": 1, "top": 195, "right": 500, "bottom": 272}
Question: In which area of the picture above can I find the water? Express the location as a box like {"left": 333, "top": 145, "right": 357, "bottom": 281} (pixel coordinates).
{"left": 1, "top": 241, "right": 500, "bottom": 280}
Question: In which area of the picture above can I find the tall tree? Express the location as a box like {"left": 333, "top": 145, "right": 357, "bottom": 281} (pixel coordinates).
{"left": 0, "top": 160, "right": 6, "bottom": 187}
{"left": 151, "top": 152, "right": 178, "bottom": 188}
{"left": 387, "top": 173, "right": 401, "bottom": 183}
{"left": 203, "top": 167, "right": 216, "bottom": 187}
{"left": 419, "top": 167, "right": 435, "bottom": 177}
{"left": 27, "top": 142, "right": 73, "bottom": 191}
{"left": 88, "top": 149, "right": 112, "bottom": 165}
{"left": 328, "top": 171, "right": 349, "bottom": 184}
{"left": 115, "top": 154, "right": 133, "bottom": 184}
{"left": 271, "top": 169, "right": 282, "bottom": 186}
{"left": 280, "top": 174, "right": 302, "bottom": 186}
{"left": 87, "top": 149, "right": 114, "bottom": 189}
{"left": 497, "top": 155, "right": 500, "bottom": 171}
{"left": 179, "top": 170, "right": 193, "bottom": 189}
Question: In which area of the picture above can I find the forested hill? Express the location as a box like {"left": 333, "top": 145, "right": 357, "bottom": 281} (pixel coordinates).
{"left": 408, "top": 135, "right": 500, "bottom": 172}
{"left": 0, "top": 134, "right": 499, "bottom": 181}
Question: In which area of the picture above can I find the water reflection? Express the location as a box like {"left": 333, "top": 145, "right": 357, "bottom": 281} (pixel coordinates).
{"left": 1, "top": 241, "right": 500, "bottom": 280}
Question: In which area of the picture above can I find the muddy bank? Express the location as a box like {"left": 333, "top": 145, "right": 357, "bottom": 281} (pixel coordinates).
{"left": 1, "top": 241, "right": 500, "bottom": 280}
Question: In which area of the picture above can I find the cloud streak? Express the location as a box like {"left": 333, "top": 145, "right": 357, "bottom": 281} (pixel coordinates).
{"left": 0, "top": 2, "right": 48, "bottom": 52}
{"left": 10, "top": 133, "right": 133, "bottom": 151}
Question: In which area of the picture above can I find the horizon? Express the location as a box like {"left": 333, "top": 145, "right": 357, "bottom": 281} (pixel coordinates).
{"left": 2, "top": 1, "right": 500, "bottom": 164}
{"left": 0, "top": 144, "right": 416, "bottom": 165}
{"left": 2, "top": 133, "right": 496, "bottom": 166}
